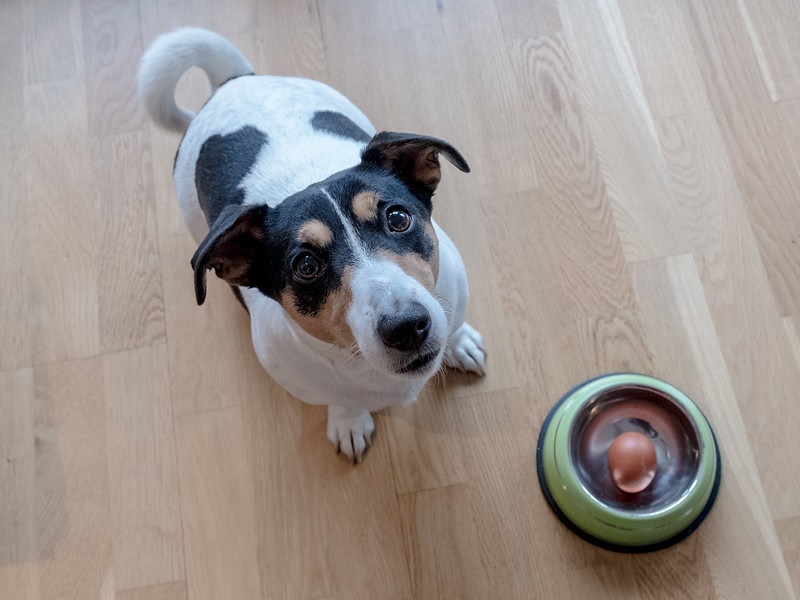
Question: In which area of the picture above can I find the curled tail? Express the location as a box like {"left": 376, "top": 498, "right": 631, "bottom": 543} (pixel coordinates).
{"left": 137, "top": 27, "right": 254, "bottom": 133}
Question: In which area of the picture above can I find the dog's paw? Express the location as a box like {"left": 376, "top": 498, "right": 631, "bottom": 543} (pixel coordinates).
{"left": 326, "top": 406, "right": 375, "bottom": 464}
{"left": 444, "top": 322, "right": 486, "bottom": 376}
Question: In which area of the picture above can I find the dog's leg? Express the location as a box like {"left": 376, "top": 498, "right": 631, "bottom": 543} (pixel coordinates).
{"left": 326, "top": 405, "right": 375, "bottom": 464}
{"left": 444, "top": 322, "right": 486, "bottom": 376}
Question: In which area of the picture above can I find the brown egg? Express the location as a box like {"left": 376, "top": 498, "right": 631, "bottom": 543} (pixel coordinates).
{"left": 607, "top": 431, "right": 658, "bottom": 494}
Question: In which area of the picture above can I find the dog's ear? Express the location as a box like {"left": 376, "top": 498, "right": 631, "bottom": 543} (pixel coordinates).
{"left": 190, "top": 203, "right": 268, "bottom": 305}
{"left": 361, "top": 132, "right": 470, "bottom": 200}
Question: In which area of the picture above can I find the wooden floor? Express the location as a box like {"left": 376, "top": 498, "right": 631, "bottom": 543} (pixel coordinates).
{"left": 2, "top": 0, "right": 800, "bottom": 598}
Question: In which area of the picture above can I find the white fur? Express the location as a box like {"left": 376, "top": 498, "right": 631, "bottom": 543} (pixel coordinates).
{"left": 138, "top": 27, "right": 255, "bottom": 132}
{"left": 139, "top": 28, "right": 486, "bottom": 462}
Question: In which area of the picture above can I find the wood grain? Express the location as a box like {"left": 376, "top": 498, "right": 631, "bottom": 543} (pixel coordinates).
{"left": 631, "top": 255, "right": 794, "bottom": 598}
{"left": 398, "top": 484, "right": 488, "bottom": 600}
{"left": 81, "top": 0, "right": 146, "bottom": 137}
{"left": 579, "top": 310, "right": 656, "bottom": 375}
{"left": 784, "top": 317, "right": 800, "bottom": 370}
{"left": 241, "top": 394, "right": 336, "bottom": 600}
{"left": 777, "top": 515, "right": 800, "bottom": 599}
{"left": 557, "top": 0, "right": 687, "bottom": 262}
{"left": 139, "top": 0, "right": 258, "bottom": 41}
{"left": 103, "top": 345, "right": 184, "bottom": 592}
{"left": 239, "top": 377, "right": 412, "bottom": 599}
{"left": 0, "top": 131, "right": 32, "bottom": 372}
{"left": 0, "top": 368, "right": 37, "bottom": 600}
{"left": 386, "top": 387, "right": 470, "bottom": 495}
{"left": 495, "top": 0, "right": 562, "bottom": 40}
{"left": 508, "top": 34, "right": 635, "bottom": 318}
{"left": 93, "top": 132, "right": 165, "bottom": 353}
{"left": 252, "top": 2, "right": 327, "bottom": 78}
{"left": 0, "top": 0, "right": 25, "bottom": 126}
{"left": 617, "top": 0, "right": 710, "bottom": 117}
{"left": 35, "top": 357, "right": 115, "bottom": 599}
{"left": 656, "top": 110, "right": 800, "bottom": 519}
{"left": 23, "top": 80, "right": 101, "bottom": 365}
{"left": 175, "top": 407, "right": 262, "bottom": 600}
{"left": 2, "top": 1, "right": 799, "bottom": 598}
{"left": 737, "top": 0, "right": 800, "bottom": 101}
{"left": 23, "top": 0, "right": 82, "bottom": 85}
{"left": 116, "top": 581, "right": 188, "bottom": 600}
{"left": 685, "top": 0, "right": 800, "bottom": 317}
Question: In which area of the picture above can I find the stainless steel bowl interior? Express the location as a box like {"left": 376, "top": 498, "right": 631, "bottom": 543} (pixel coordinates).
{"left": 568, "top": 385, "right": 702, "bottom": 512}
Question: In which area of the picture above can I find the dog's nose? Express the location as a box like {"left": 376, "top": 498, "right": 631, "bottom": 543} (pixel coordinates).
{"left": 378, "top": 303, "right": 431, "bottom": 351}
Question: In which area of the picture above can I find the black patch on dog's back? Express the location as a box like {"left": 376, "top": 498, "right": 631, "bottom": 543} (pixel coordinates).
{"left": 195, "top": 125, "right": 268, "bottom": 226}
{"left": 311, "top": 111, "right": 371, "bottom": 143}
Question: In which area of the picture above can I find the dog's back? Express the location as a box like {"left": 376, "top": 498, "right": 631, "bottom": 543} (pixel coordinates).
{"left": 138, "top": 27, "right": 376, "bottom": 243}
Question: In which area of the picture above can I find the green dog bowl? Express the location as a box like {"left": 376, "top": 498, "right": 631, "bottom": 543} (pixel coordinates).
{"left": 536, "top": 374, "right": 721, "bottom": 553}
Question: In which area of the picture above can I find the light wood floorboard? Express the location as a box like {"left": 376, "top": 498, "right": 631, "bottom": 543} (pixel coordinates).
{"left": 1, "top": 1, "right": 798, "bottom": 598}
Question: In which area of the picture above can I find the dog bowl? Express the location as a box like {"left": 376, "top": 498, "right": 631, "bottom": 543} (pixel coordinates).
{"left": 536, "top": 373, "right": 721, "bottom": 553}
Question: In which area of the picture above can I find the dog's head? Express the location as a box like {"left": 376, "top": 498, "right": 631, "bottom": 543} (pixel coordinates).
{"left": 191, "top": 132, "right": 469, "bottom": 379}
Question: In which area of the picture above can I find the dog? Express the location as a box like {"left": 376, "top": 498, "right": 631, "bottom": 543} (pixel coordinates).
{"left": 138, "top": 28, "right": 486, "bottom": 462}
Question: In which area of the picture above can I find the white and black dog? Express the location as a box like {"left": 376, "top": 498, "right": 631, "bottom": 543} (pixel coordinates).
{"left": 138, "top": 28, "right": 486, "bottom": 462}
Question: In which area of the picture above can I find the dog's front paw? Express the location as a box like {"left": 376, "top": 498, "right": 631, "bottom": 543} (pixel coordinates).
{"left": 444, "top": 322, "right": 486, "bottom": 376}
{"left": 326, "top": 406, "right": 375, "bottom": 464}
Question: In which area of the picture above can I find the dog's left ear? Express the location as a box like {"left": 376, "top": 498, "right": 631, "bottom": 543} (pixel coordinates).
{"left": 361, "top": 132, "right": 470, "bottom": 200}
{"left": 190, "top": 203, "right": 269, "bottom": 305}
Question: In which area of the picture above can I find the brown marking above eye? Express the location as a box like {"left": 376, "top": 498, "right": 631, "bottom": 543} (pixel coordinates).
{"left": 352, "top": 191, "right": 380, "bottom": 222}
{"left": 280, "top": 266, "right": 356, "bottom": 348}
{"left": 297, "top": 219, "right": 333, "bottom": 247}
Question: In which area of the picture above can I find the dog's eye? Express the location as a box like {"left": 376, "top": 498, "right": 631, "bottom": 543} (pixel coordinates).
{"left": 293, "top": 252, "right": 322, "bottom": 281}
{"left": 386, "top": 207, "right": 412, "bottom": 232}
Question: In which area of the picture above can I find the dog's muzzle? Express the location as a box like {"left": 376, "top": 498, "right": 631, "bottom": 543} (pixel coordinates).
{"left": 346, "top": 260, "right": 447, "bottom": 379}
{"left": 375, "top": 301, "right": 442, "bottom": 376}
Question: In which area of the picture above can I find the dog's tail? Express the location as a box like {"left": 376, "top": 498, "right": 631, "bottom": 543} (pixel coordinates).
{"left": 137, "top": 27, "right": 254, "bottom": 133}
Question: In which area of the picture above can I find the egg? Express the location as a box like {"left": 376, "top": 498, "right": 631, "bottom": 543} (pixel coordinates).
{"left": 607, "top": 431, "right": 658, "bottom": 494}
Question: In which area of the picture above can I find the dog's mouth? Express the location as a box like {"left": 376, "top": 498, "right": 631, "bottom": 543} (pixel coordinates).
{"left": 397, "top": 351, "right": 439, "bottom": 375}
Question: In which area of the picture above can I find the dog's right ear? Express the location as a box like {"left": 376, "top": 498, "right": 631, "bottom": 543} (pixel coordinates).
{"left": 361, "top": 132, "right": 470, "bottom": 202}
{"left": 190, "top": 203, "right": 269, "bottom": 305}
